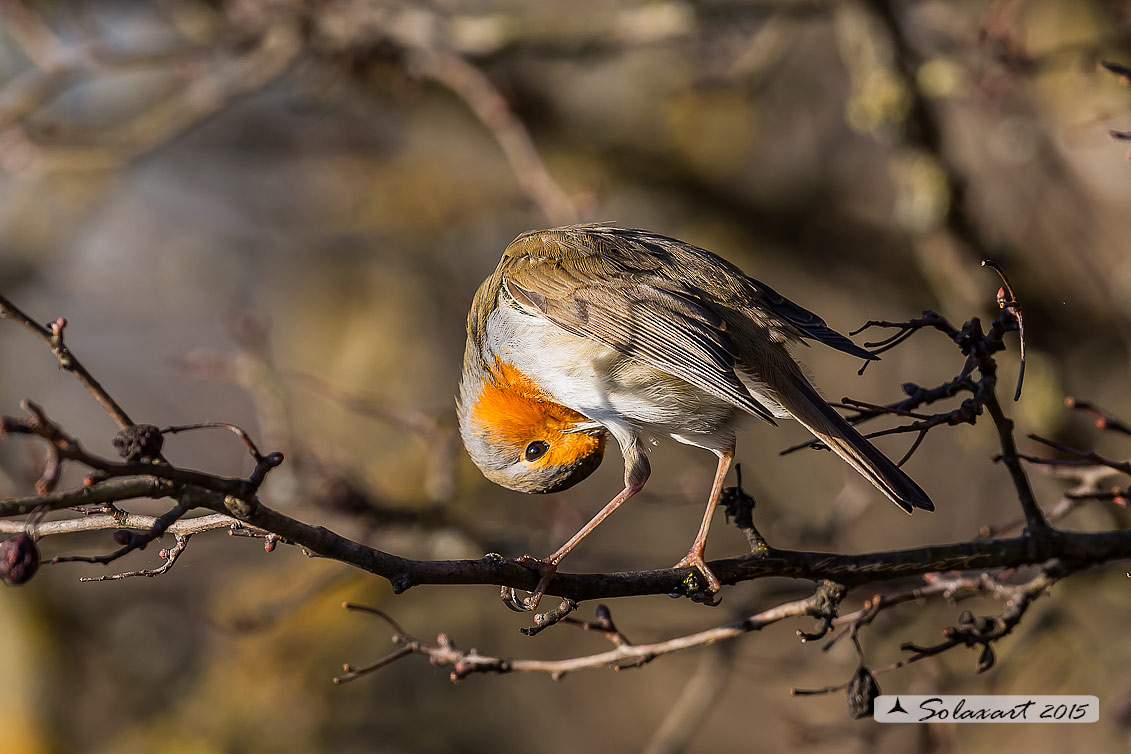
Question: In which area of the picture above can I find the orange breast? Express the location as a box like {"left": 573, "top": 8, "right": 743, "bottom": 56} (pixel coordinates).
{"left": 471, "top": 359, "right": 603, "bottom": 467}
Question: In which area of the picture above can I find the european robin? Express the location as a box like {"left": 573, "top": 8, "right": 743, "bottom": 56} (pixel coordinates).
{"left": 458, "top": 224, "right": 932, "bottom": 609}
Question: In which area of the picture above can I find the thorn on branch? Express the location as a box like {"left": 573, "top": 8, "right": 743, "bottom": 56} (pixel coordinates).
{"left": 895, "top": 429, "right": 928, "bottom": 467}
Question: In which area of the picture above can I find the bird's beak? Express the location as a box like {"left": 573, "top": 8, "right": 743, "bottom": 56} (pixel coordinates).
{"left": 564, "top": 420, "right": 605, "bottom": 436}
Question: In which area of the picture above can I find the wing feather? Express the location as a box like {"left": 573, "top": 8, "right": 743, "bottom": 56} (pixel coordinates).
{"left": 498, "top": 224, "right": 876, "bottom": 421}
{"left": 745, "top": 278, "right": 877, "bottom": 361}
{"left": 502, "top": 237, "right": 779, "bottom": 424}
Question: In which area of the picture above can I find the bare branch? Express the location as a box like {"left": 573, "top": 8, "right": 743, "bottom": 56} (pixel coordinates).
{"left": 337, "top": 590, "right": 831, "bottom": 682}
{"left": 0, "top": 257, "right": 1128, "bottom": 702}
{"left": 0, "top": 296, "right": 134, "bottom": 428}
{"left": 986, "top": 392, "right": 1049, "bottom": 532}
{"left": 1064, "top": 396, "right": 1131, "bottom": 436}
{"left": 1025, "top": 434, "right": 1131, "bottom": 476}
{"left": 0, "top": 477, "right": 171, "bottom": 518}
{"left": 0, "top": 512, "right": 234, "bottom": 538}
{"left": 1, "top": 402, "right": 280, "bottom": 503}
{"left": 160, "top": 423, "right": 270, "bottom": 464}
{"left": 50, "top": 501, "right": 190, "bottom": 566}
{"left": 0, "top": 453, "right": 1127, "bottom": 603}
{"left": 982, "top": 259, "right": 1027, "bottom": 401}
{"left": 79, "top": 533, "right": 192, "bottom": 582}
{"left": 793, "top": 566, "right": 1060, "bottom": 696}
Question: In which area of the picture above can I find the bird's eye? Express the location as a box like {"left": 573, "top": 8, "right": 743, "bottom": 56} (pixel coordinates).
{"left": 524, "top": 440, "right": 549, "bottom": 462}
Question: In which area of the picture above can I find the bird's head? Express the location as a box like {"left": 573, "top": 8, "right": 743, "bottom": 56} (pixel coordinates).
{"left": 458, "top": 359, "right": 606, "bottom": 494}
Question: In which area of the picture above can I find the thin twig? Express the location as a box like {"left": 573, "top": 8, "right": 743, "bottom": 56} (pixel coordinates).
{"left": 160, "top": 423, "right": 268, "bottom": 463}
{"left": 982, "top": 259, "right": 1026, "bottom": 401}
{"left": 1026, "top": 434, "right": 1131, "bottom": 476}
{"left": 0, "top": 511, "right": 234, "bottom": 538}
{"left": 986, "top": 392, "right": 1049, "bottom": 532}
{"left": 794, "top": 566, "right": 1060, "bottom": 696}
{"left": 339, "top": 590, "right": 830, "bottom": 681}
{"left": 51, "top": 501, "right": 190, "bottom": 566}
{"left": 1064, "top": 396, "right": 1131, "bottom": 436}
{"left": 79, "top": 533, "right": 192, "bottom": 581}
{"left": 0, "top": 296, "right": 134, "bottom": 429}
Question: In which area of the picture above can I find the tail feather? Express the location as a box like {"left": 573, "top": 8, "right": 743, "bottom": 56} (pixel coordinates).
{"left": 777, "top": 372, "right": 934, "bottom": 513}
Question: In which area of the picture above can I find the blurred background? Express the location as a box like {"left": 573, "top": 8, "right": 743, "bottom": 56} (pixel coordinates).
{"left": 1, "top": 0, "right": 1130, "bottom": 752}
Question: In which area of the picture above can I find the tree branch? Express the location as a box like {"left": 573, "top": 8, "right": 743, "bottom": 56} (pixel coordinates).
{"left": 0, "top": 296, "right": 134, "bottom": 429}
{"left": 1, "top": 259, "right": 1128, "bottom": 700}
{"left": 336, "top": 590, "right": 833, "bottom": 682}
{"left": 66, "top": 477, "right": 1131, "bottom": 599}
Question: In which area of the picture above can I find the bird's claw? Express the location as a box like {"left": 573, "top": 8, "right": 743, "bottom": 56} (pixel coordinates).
{"left": 674, "top": 553, "right": 722, "bottom": 605}
{"left": 500, "top": 585, "right": 535, "bottom": 612}
{"left": 499, "top": 555, "right": 558, "bottom": 612}
{"left": 689, "top": 589, "right": 723, "bottom": 607}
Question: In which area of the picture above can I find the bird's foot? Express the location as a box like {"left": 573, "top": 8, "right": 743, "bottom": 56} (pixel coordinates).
{"left": 673, "top": 552, "right": 722, "bottom": 606}
{"left": 499, "top": 554, "right": 558, "bottom": 612}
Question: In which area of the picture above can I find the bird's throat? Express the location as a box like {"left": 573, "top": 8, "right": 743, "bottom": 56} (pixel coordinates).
{"left": 471, "top": 359, "right": 603, "bottom": 467}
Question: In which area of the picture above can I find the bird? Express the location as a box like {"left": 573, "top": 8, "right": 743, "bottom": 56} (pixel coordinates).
{"left": 457, "top": 224, "right": 933, "bottom": 610}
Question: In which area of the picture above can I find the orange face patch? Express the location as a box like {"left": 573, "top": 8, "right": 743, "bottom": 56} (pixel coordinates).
{"left": 471, "top": 359, "right": 604, "bottom": 468}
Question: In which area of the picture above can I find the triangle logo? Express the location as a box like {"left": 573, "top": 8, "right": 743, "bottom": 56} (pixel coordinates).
{"left": 887, "top": 697, "right": 908, "bottom": 715}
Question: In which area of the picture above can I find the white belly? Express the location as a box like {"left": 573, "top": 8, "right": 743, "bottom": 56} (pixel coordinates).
{"left": 486, "top": 301, "right": 744, "bottom": 453}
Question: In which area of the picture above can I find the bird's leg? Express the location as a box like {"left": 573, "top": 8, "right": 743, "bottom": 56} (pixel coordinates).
{"left": 674, "top": 448, "right": 734, "bottom": 601}
{"left": 504, "top": 481, "right": 644, "bottom": 611}
{"left": 504, "top": 451, "right": 651, "bottom": 612}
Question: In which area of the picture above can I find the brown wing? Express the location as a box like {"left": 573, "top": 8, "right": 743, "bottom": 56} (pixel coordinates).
{"left": 742, "top": 277, "right": 877, "bottom": 361}
{"left": 500, "top": 226, "right": 780, "bottom": 424}
{"left": 505, "top": 224, "right": 876, "bottom": 355}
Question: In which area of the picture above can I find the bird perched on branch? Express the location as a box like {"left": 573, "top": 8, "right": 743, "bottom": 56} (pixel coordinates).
{"left": 457, "top": 224, "right": 933, "bottom": 610}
